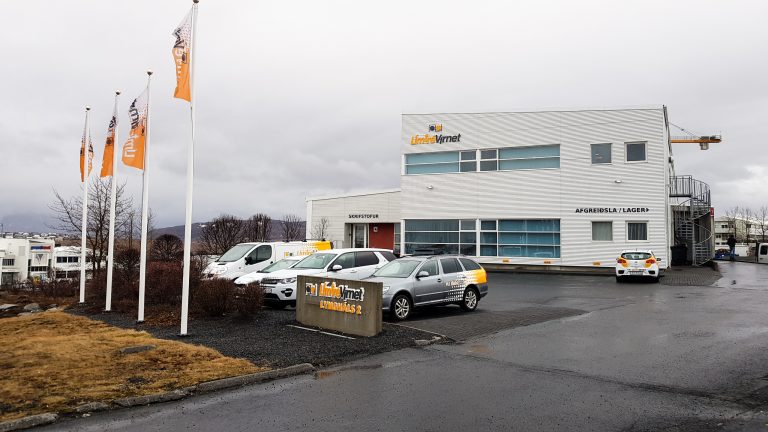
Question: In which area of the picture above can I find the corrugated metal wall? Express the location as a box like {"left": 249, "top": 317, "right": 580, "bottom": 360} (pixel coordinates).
{"left": 401, "top": 108, "right": 670, "bottom": 267}
{"left": 306, "top": 191, "right": 401, "bottom": 248}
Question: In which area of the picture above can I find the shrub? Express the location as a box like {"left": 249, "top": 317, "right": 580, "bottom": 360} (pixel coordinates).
{"left": 41, "top": 278, "right": 79, "bottom": 300}
{"left": 194, "top": 279, "right": 234, "bottom": 317}
{"left": 234, "top": 282, "right": 265, "bottom": 318}
{"left": 145, "top": 262, "right": 184, "bottom": 305}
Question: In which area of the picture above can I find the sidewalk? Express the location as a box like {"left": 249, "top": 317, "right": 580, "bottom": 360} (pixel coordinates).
{"left": 661, "top": 265, "right": 722, "bottom": 286}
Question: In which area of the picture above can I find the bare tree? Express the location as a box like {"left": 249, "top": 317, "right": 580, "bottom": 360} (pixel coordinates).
{"left": 243, "top": 213, "right": 272, "bottom": 242}
{"left": 755, "top": 206, "right": 768, "bottom": 242}
{"left": 49, "top": 178, "right": 133, "bottom": 274}
{"left": 724, "top": 206, "right": 741, "bottom": 241}
{"left": 150, "top": 234, "right": 184, "bottom": 262}
{"left": 281, "top": 214, "right": 304, "bottom": 241}
{"left": 310, "top": 217, "right": 330, "bottom": 240}
{"left": 200, "top": 214, "right": 246, "bottom": 255}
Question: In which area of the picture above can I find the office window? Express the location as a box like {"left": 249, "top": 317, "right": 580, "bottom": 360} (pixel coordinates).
{"left": 481, "top": 145, "right": 560, "bottom": 171}
{"left": 403, "top": 220, "right": 475, "bottom": 255}
{"left": 627, "top": 222, "right": 648, "bottom": 241}
{"left": 592, "top": 221, "right": 613, "bottom": 241}
{"left": 2, "top": 259, "right": 14, "bottom": 266}
{"left": 393, "top": 223, "right": 401, "bottom": 255}
{"left": 405, "top": 151, "right": 460, "bottom": 174}
{"left": 626, "top": 142, "right": 646, "bottom": 162}
{"left": 591, "top": 143, "right": 612, "bottom": 164}
{"left": 460, "top": 151, "right": 476, "bottom": 171}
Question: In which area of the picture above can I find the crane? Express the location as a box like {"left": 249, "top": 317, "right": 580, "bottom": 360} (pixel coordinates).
{"left": 669, "top": 123, "right": 721, "bottom": 150}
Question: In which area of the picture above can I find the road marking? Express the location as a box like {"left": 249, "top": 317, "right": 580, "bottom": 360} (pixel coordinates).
{"left": 286, "top": 324, "right": 356, "bottom": 340}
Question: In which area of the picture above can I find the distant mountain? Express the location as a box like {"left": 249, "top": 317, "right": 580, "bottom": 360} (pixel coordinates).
{"left": 153, "top": 220, "right": 306, "bottom": 242}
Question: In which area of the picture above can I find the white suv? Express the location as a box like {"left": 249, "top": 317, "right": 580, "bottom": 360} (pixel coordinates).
{"left": 615, "top": 250, "right": 661, "bottom": 282}
{"left": 258, "top": 248, "right": 397, "bottom": 309}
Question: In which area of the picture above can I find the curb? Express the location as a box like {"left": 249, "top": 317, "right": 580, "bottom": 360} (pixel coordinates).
{"left": 0, "top": 413, "right": 58, "bottom": 432}
{"left": 114, "top": 389, "right": 189, "bottom": 407}
{"left": 0, "top": 364, "right": 316, "bottom": 431}
{"left": 196, "top": 363, "right": 316, "bottom": 393}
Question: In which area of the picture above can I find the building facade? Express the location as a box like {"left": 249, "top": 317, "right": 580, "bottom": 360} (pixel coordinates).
{"left": 307, "top": 107, "right": 713, "bottom": 269}
{"left": 0, "top": 238, "right": 56, "bottom": 284}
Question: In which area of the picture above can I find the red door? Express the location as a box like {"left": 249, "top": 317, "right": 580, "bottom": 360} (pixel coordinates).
{"left": 368, "top": 224, "right": 395, "bottom": 250}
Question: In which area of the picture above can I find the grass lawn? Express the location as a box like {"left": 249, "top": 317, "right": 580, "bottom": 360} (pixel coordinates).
{"left": 0, "top": 311, "right": 264, "bottom": 422}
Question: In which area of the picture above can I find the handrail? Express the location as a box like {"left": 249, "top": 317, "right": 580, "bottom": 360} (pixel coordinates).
{"left": 670, "top": 175, "right": 710, "bottom": 201}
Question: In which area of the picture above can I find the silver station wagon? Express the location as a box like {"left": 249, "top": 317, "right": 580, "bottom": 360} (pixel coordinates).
{"left": 366, "top": 255, "right": 489, "bottom": 320}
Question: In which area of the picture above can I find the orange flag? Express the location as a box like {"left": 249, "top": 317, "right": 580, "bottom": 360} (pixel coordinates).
{"left": 79, "top": 122, "right": 93, "bottom": 182}
{"left": 122, "top": 88, "right": 148, "bottom": 170}
{"left": 172, "top": 9, "right": 193, "bottom": 102}
{"left": 100, "top": 102, "right": 118, "bottom": 177}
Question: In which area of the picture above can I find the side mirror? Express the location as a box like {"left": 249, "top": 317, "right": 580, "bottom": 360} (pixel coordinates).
{"left": 331, "top": 264, "right": 342, "bottom": 271}
{"left": 416, "top": 271, "right": 429, "bottom": 279}
{"left": 244, "top": 257, "right": 253, "bottom": 265}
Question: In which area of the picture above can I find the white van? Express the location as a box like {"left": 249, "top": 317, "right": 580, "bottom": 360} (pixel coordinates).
{"left": 203, "top": 241, "right": 332, "bottom": 280}
{"left": 758, "top": 243, "right": 768, "bottom": 264}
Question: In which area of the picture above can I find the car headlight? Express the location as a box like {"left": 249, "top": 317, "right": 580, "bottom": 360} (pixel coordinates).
{"left": 209, "top": 266, "right": 227, "bottom": 274}
{"left": 382, "top": 286, "right": 390, "bottom": 293}
{"left": 279, "top": 277, "right": 297, "bottom": 284}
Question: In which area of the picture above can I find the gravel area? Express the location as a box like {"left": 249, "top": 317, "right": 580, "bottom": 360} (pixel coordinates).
{"left": 68, "top": 305, "right": 437, "bottom": 369}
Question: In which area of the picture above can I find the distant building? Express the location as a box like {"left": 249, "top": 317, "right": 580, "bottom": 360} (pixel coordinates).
{"left": 52, "top": 246, "right": 93, "bottom": 280}
{"left": 0, "top": 237, "right": 56, "bottom": 284}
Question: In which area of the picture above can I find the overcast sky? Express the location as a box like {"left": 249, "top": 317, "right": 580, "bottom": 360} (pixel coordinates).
{"left": 1, "top": 0, "right": 766, "bottom": 232}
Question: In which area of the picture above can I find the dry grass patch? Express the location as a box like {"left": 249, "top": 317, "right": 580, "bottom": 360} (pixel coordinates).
{"left": 0, "top": 311, "right": 264, "bottom": 421}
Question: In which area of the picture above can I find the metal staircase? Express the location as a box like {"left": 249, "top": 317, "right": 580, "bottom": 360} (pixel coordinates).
{"left": 670, "top": 176, "right": 713, "bottom": 266}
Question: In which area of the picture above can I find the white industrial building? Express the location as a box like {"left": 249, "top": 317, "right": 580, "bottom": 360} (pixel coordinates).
{"left": 0, "top": 237, "right": 56, "bottom": 284}
{"left": 307, "top": 107, "right": 713, "bottom": 270}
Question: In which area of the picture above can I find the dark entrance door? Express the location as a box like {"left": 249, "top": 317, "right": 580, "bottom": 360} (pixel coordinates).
{"left": 368, "top": 223, "right": 395, "bottom": 250}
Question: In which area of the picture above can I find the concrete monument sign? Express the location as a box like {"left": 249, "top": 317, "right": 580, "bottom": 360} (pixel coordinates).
{"left": 296, "top": 275, "right": 382, "bottom": 337}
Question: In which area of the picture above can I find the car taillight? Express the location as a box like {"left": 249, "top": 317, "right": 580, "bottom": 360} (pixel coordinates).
{"left": 617, "top": 258, "right": 627, "bottom": 264}
{"left": 646, "top": 258, "right": 656, "bottom": 264}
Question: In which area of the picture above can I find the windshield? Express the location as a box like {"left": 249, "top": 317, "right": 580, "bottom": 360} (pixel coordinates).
{"left": 373, "top": 260, "right": 420, "bottom": 278}
{"left": 293, "top": 253, "right": 336, "bottom": 269}
{"left": 260, "top": 259, "right": 298, "bottom": 273}
{"left": 217, "top": 244, "right": 254, "bottom": 263}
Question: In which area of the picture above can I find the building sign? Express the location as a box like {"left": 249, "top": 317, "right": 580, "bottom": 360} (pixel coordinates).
{"left": 348, "top": 213, "right": 379, "bottom": 219}
{"left": 575, "top": 207, "right": 650, "bottom": 214}
{"left": 296, "top": 276, "right": 382, "bottom": 337}
{"left": 410, "top": 123, "right": 461, "bottom": 145}
{"left": 30, "top": 245, "right": 52, "bottom": 251}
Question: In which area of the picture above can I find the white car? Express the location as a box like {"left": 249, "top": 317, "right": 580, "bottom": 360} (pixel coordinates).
{"left": 233, "top": 256, "right": 304, "bottom": 286}
{"left": 615, "top": 250, "right": 661, "bottom": 282}
{"left": 259, "top": 248, "right": 397, "bottom": 309}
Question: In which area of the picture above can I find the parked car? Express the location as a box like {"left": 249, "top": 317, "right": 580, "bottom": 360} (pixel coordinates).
{"left": 366, "top": 255, "right": 488, "bottom": 320}
{"left": 758, "top": 243, "right": 768, "bottom": 264}
{"left": 202, "top": 241, "right": 331, "bottom": 280}
{"left": 233, "top": 256, "right": 304, "bottom": 285}
{"left": 615, "top": 250, "right": 661, "bottom": 282}
{"left": 260, "top": 248, "right": 397, "bottom": 309}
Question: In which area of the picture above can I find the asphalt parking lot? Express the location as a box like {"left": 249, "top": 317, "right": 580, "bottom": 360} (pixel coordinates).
{"left": 48, "top": 263, "right": 768, "bottom": 432}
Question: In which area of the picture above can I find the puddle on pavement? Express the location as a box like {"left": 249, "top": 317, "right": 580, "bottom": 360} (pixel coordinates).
{"left": 468, "top": 344, "right": 491, "bottom": 354}
{"left": 314, "top": 364, "right": 383, "bottom": 380}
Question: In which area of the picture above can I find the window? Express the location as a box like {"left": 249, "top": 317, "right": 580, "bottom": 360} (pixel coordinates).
{"left": 592, "top": 221, "right": 613, "bottom": 241}
{"left": 419, "top": 260, "right": 439, "bottom": 276}
{"left": 404, "top": 220, "right": 474, "bottom": 255}
{"left": 380, "top": 251, "right": 397, "bottom": 262}
{"left": 480, "top": 145, "right": 560, "bottom": 171}
{"left": 459, "top": 258, "right": 482, "bottom": 271}
{"left": 760, "top": 245, "right": 768, "bottom": 255}
{"left": 591, "top": 143, "right": 612, "bottom": 164}
{"left": 355, "top": 251, "right": 379, "bottom": 267}
{"left": 2, "top": 259, "right": 14, "bottom": 266}
{"left": 393, "top": 223, "right": 401, "bottom": 256}
{"left": 439, "top": 258, "right": 461, "bottom": 274}
{"left": 460, "top": 151, "right": 476, "bottom": 172}
{"left": 627, "top": 222, "right": 648, "bottom": 241}
{"left": 331, "top": 253, "right": 355, "bottom": 269}
{"left": 497, "top": 219, "right": 561, "bottom": 258}
{"left": 405, "top": 151, "right": 460, "bottom": 174}
{"left": 626, "top": 142, "right": 646, "bottom": 162}
{"left": 247, "top": 245, "right": 271, "bottom": 264}
{"left": 29, "top": 266, "right": 48, "bottom": 272}
{"left": 56, "top": 257, "right": 65, "bottom": 263}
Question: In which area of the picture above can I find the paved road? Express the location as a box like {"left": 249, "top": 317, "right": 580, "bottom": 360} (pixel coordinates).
{"left": 44, "top": 262, "right": 768, "bottom": 431}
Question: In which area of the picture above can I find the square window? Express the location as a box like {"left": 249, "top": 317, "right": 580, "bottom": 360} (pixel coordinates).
{"left": 626, "top": 142, "right": 646, "bottom": 162}
{"left": 460, "top": 220, "right": 475, "bottom": 231}
{"left": 480, "top": 220, "right": 497, "bottom": 231}
{"left": 460, "top": 151, "right": 476, "bottom": 161}
{"left": 460, "top": 161, "right": 476, "bottom": 172}
{"left": 480, "top": 149, "right": 497, "bottom": 160}
{"left": 591, "top": 143, "right": 612, "bottom": 164}
{"left": 592, "top": 221, "right": 613, "bottom": 241}
{"left": 627, "top": 222, "right": 648, "bottom": 241}
{"left": 480, "top": 160, "right": 498, "bottom": 171}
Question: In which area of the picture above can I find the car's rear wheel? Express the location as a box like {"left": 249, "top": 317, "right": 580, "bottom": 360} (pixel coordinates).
{"left": 391, "top": 294, "right": 412, "bottom": 320}
{"left": 460, "top": 287, "right": 479, "bottom": 311}
{"left": 615, "top": 275, "right": 623, "bottom": 283}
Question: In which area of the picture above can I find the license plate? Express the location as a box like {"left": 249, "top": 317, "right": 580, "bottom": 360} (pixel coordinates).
{"left": 629, "top": 270, "right": 643, "bottom": 275}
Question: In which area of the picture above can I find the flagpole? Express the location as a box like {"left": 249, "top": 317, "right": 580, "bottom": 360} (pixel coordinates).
{"left": 79, "top": 106, "right": 91, "bottom": 304}
{"left": 180, "top": 0, "right": 199, "bottom": 336}
{"left": 105, "top": 91, "right": 121, "bottom": 312}
{"left": 138, "top": 71, "right": 152, "bottom": 323}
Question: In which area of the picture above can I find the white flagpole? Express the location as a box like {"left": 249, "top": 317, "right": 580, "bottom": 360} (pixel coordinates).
{"left": 180, "top": 0, "right": 199, "bottom": 336}
{"left": 105, "top": 91, "right": 121, "bottom": 312}
{"left": 138, "top": 71, "right": 152, "bottom": 323}
{"left": 79, "top": 106, "right": 91, "bottom": 304}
